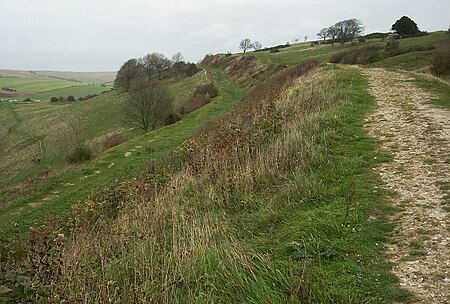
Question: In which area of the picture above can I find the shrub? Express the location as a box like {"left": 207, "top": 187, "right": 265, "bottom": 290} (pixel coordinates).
{"left": 431, "top": 49, "right": 450, "bottom": 77}
{"left": 194, "top": 83, "right": 218, "bottom": 98}
{"left": 186, "top": 63, "right": 200, "bottom": 76}
{"left": 183, "top": 94, "right": 211, "bottom": 113}
{"left": 330, "top": 47, "right": 381, "bottom": 65}
{"left": 67, "top": 95, "right": 75, "bottom": 102}
{"left": 22, "top": 98, "right": 32, "bottom": 102}
{"left": 50, "top": 97, "right": 58, "bottom": 102}
{"left": 58, "top": 96, "right": 66, "bottom": 102}
{"left": 165, "top": 112, "right": 181, "bottom": 125}
{"left": 67, "top": 145, "right": 92, "bottom": 163}
{"left": 103, "top": 133, "right": 127, "bottom": 150}
{"left": 330, "top": 51, "right": 347, "bottom": 63}
{"left": 384, "top": 39, "right": 400, "bottom": 56}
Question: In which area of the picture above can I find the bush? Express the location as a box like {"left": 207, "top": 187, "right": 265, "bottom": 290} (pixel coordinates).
{"left": 330, "top": 51, "right": 347, "bottom": 63}
{"left": 103, "top": 133, "right": 127, "bottom": 150}
{"left": 50, "top": 97, "right": 58, "bottom": 102}
{"left": 330, "top": 47, "right": 381, "bottom": 65}
{"left": 165, "top": 112, "right": 182, "bottom": 125}
{"left": 22, "top": 98, "right": 32, "bottom": 102}
{"left": 431, "top": 49, "right": 450, "bottom": 77}
{"left": 58, "top": 96, "right": 66, "bottom": 102}
{"left": 67, "top": 146, "right": 92, "bottom": 163}
{"left": 186, "top": 63, "right": 200, "bottom": 76}
{"left": 384, "top": 39, "right": 400, "bottom": 56}
{"left": 67, "top": 95, "right": 75, "bottom": 102}
{"left": 194, "top": 83, "right": 218, "bottom": 98}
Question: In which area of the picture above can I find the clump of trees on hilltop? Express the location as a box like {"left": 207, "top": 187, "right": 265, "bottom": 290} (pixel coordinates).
{"left": 317, "top": 18, "right": 364, "bottom": 46}
{"left": 114, "top": 52, "right": 200, "bottom": 92}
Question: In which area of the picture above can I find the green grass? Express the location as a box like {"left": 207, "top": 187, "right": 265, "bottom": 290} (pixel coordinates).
{"left": 0, "top": 90, "right": 127, "bottom": 191}
{"left": 0, "top": 69, "right": 245, "bottom": 239}
{"left": 410, "top": 74, "right": 450, "bottom": 109}
{"left": 0, "top": 77, "right": 82, "bottom": 93}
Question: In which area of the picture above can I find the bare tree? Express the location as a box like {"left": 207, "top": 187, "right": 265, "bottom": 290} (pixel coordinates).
{"left": 317, "top": 28, "right": 328, "bottom": 41}
{"left": 171, "top": 52, "right": 184, "bottom": 64}
{"left": 333, "top": 19, "right": 364, "bottom": 45}
{"left": 346, "top": 19, "right": 364, "bottom": 45}
{"left": 124, "top": 79, "right": 174, "bottom": 132}
{"left": 114, "top": 58, "right": 143, "bottom": 91}
{"left": 239, "top": 38, "right": 252, "bottom": 53}
{"left": 252, "top": 41, "right": 262, "bottom": 51}
{"left": 304, "top": 35, "right": 308, "bottom": 42}
{"left": 139, "top": 53, "right": 172, "bottom": 79}
{"left": 327, "top": 25, "right": 339, "bottom": 46}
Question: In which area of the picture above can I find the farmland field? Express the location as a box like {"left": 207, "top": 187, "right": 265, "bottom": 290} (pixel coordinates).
{"left": 0, "top": 76, "right": 110, "bottom": 101}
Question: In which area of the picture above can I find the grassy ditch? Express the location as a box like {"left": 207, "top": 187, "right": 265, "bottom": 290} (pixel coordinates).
{"left": 0, "top": 63, "right": 412, "bottom": 303}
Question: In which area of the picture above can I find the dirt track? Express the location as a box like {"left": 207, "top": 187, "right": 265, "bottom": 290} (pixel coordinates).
{"left": 364, "top": 68, "right": 450, "bottom": 303}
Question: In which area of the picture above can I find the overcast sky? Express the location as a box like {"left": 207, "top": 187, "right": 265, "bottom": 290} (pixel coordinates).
{"left": 1, "top": 0, "right": 448, "bottom": 71}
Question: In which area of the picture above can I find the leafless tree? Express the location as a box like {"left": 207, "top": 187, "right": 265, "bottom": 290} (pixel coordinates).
{"left": 317, "top": 28, "right": 328, "bottom": 41}
{"left": 124, "top": 79, "right": 174, "bottom": 132}
{"left": 346, "top": 19, "right": 364, "bottom": 44}
{"left": 252, "top": 41, "right": 262, "bottom": 51}
{"left": 327, "top": 25, "right": 339, "bottom": 46}
{"left": 114, "top": 58, "right": 143, "bottom": 91}
{"left": 304, "top": 35, "right": 308, "bottom": 42}
{"left": 139, "top": 53, "right": 172, "bottom": 79}
{"left": 239, "top": 38, "right": 252, "bottom": 53}
{"left": 171, "top": 52, "right": 184, "bottom": 64}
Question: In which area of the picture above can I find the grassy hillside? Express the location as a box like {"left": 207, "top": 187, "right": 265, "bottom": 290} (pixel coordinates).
{"left": 1, "top": 31, "right": 448, "bottom": 303}
{"left": 26, "top": 85, "right": 111, "bottom": 101}
{"left": 0, "top": 69, "right": 244, "bottom": 236}
{"left": 246, "top": 31, "right": 448, "bottom": 70}
{"left": 1, "top": 64, "right": 412, "bottom": 303}
{"left": 0, "top": 90, "right": 126, "bottom": 189}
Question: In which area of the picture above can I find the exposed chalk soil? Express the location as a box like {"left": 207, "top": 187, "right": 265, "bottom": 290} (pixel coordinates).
{"left": 364, "top": 68, "right": 450, "bottom": 303}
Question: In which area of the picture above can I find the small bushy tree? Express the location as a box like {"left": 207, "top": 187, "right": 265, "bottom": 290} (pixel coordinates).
{"left": 392, "top": 16, "right": 421, "bottom": 37}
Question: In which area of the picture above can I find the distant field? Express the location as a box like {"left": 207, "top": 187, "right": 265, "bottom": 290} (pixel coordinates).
{"left": 0, "top": 77, "right": 83, "bottom": 98}
{"left": 34, "top": 71, "right": 117, "bottom": 85}
{"left": 0, "top": 75, "right": 111, "bottom": 101}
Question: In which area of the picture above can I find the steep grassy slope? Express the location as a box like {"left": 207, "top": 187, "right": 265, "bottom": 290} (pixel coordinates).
{"left": 0, "top": 90, "right": 126, "bottom": 190}
{"left": 43, "top": 65, "right": 408, "bottom": 303}
{"left": 0, "top": 70, "right": 245, "bottom": 239}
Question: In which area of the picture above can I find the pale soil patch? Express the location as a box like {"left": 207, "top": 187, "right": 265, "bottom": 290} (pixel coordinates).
{"left": 364, "top": 68, "right": 450, "bottom": 303}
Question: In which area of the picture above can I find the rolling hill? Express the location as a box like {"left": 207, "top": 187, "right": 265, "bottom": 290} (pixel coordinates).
{"left": 0, "top": 31, "right": 448, "bottom": 303}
